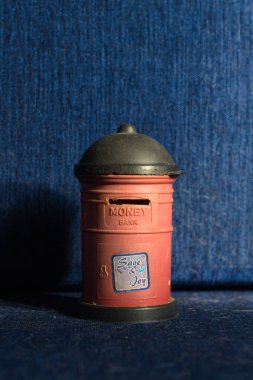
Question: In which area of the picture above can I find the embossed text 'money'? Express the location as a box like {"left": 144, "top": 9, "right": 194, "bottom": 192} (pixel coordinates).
{"left": 109, "top": 206, "right": 146, "bottom": 217}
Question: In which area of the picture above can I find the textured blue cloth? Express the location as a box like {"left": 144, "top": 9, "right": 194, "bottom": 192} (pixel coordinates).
{"left": 0, "top": 1, "right": 253, "bottom": 289}
{"left": 1, "top": 291, "right": 253, "bottom": 380}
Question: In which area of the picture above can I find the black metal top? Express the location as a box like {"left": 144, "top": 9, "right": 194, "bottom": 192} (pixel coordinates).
{"left": 74, "top": 124, "right": 182, "bottom": 176}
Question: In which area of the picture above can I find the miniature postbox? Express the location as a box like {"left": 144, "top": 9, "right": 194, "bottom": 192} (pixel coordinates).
{"left": 74, "top": 124, "right": 182, "bottom": 322}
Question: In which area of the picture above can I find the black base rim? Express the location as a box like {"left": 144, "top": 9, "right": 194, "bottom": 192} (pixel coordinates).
{"left": 77, "top": 298, "right": 178, "bottom": 323}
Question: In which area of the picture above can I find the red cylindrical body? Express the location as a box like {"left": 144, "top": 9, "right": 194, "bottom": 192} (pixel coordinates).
{"left": 80, "top": 175, "right": 175, "bottom": 308}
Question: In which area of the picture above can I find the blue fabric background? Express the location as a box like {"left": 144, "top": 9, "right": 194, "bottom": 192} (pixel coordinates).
{"left": 1, "top": 291, "right": 253, "bottom": 380}
{"left": 0, "top": 0, "right": 252, "bottom": 290}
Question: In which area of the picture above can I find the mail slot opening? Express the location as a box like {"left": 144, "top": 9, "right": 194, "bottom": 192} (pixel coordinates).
{"left": 108, "top": 198, "right": 150, "bottom": 206}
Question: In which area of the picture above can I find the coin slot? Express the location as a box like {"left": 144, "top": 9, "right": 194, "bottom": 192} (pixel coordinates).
{"left": 108, "top": 198, "right": 150, "bottom": 206}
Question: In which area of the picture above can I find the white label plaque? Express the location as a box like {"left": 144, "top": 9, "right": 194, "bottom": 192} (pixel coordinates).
{"left": 112, "top": 252, "right": 150, "bottom": 292}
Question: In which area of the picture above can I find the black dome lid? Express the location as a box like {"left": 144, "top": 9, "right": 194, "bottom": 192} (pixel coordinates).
{"left": 74, "top": 124, "right": 182, "bottom": 176}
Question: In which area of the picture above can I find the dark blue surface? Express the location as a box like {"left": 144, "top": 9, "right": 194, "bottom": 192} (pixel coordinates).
{"left": 1, "top": 291, "right": 253, "bottom": 379}
{"left": 0, "top": 1, "right": 253, "bottom": 289}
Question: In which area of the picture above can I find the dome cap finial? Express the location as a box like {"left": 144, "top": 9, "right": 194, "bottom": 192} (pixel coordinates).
{"left": 117, "top": 123, "right": 137, "bottom": 134}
